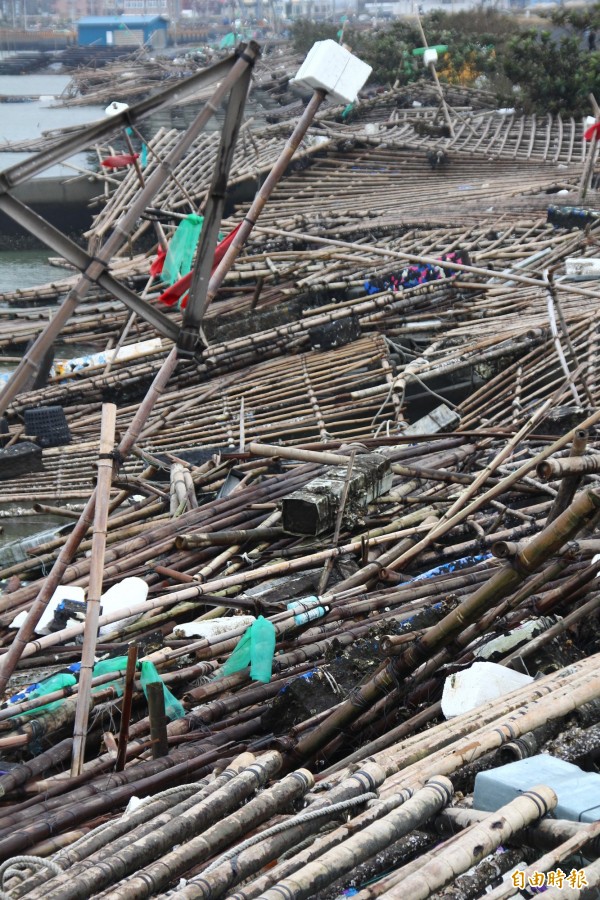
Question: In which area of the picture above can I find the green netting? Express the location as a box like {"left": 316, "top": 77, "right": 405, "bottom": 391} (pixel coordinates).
{"left": 14, "top": 673, "right": 77, "bottom": 717}
{"left": 222, "top": 616, "right": 276, "bottom": 683}
{"left": 92, "top": 655, "right": 130, "bottom": 697}
{"left": 162, "top": 214, "right": 204, "bottom": 286}
{"left": 140, "top": 660, "right": 185, "bottom": 721}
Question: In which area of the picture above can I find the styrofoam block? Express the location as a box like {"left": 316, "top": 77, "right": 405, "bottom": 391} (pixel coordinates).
{"left": 423, "top": 48, "right": 438, "bottom": 66}
{"left": 441, "top": 661, "right": 533, "bottom": 718}
{"left": 291, "top": 40, "right": 372, "bottom": 105}
{"left": 565, "top": 257, "right": 600, "bottom": 276}
{"left": 105, "top": 100, "right": 129, "bottom": 116}
{"left": 10, "top": 585, "right": 86, "bottom": 634}
{"left": 173, "top": 616, "right": 255, "bottom": 639}
{"left": 402, "top": 403, "right": 461, "bottom": 436}
{"left": 98, "top": 576, "right": 148, "bottom": 636}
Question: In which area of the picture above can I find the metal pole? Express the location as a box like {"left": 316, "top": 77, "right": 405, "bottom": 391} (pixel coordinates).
{"left": 0, "top": 42, "right": 260, "bottom": 417}
{"left": 179, "top": 60, "right": 255, "bottom": 353}
{"left": 200, "top": 89, "right": 327, "bottom": 320}
{"left": 0, "top": 54, "right": 239, "bottom": 190}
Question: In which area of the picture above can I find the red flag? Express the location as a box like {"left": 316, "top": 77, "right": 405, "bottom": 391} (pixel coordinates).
{"left": 101, "top": 153, "right": 139, "bottom": 169}
{"left": 157, "top": 223, "right": 242, "bottom": 308}
{"left": 149, "top": 245, "right": 166, "bottom": 277}
{"left": 584, "top": 122, "right": 600, "bottom": 141}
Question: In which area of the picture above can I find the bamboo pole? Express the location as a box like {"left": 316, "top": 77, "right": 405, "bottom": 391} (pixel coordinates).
{"left": 115, "top": 643, "right": 138, "bottom": 772}
{"left": 0, "top": 346, "right": 178, "bottom": 695}
{"left": 546, "top": 428, "right": 589, "bottom": 524}
{"left": 373, "top": 785, "right": 557, "bottom": 899}
{"left": 199, "top": 90, "right": 327, "bottom": 319}
{"left": 106, "top": 769, "right": 315, "bottom": 900}
{"left": 291, "top": 488, "right": 600, "bottom": 764}
{"left": 70, "top": 403, "right": 117, "bottom": 777}
{"left": 254, "top": 778, "right": 453, "bottom": 900}
{"left": 485, "top": 819, "right": 600, "bottom": 900}
{"left": 39, "top": 752, "right": 283, "bottom": 900}
{"left": 147, "top": 681, "right": 169, "bottom": 759}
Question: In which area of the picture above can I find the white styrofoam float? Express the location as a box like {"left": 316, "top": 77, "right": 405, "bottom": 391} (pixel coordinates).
{"left": 172, "top": 616, "right": 256, "bottom": 639}
{"left": 442, "top": 661, "right": 533, "bottom": 719}
{"left": 291, "top": 40, "right": 372, "bottom": 106}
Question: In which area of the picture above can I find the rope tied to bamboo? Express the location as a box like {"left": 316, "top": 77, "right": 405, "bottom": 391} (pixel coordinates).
{"left": 0, "top": 855, "right": 63, "bottom": 897}
{"left": 197, "top": 791, "right": 379, "bottom": 878}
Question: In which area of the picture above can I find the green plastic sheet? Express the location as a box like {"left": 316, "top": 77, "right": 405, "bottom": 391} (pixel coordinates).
{"left": 222, "top": 616, "right": 276, "bottom": 683}
{"left": 162, "top": 214, "right": 204, "bottom": 286}
{"left": 140, "top": 660, "right": 185, "bottom": 721}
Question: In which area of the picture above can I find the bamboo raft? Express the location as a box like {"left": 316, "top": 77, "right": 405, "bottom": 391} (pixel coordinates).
{"left": 1, "top": 40, "right": 600, "bottom": 900}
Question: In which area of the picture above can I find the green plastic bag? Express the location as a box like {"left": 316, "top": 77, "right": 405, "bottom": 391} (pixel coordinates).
{"left": 162, "top": 214, "right": 204, "bottom": 286}
{"left": 250, "top": 616, "right": 276, "bottom": 683}
{"left": 140, "top": 660, "right": 185, "bottom": 721}
{"left": 222, "top": 616, "right": 276, "bottom": 683}
{"left": 222, "top": 627, "right": 252, "bottom": 677}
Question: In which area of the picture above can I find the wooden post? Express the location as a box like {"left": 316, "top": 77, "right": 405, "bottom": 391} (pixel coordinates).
{"left": 116, "top": 644, "right": 139, "bottom": 773}
{"left": 147, "top": 681, "right": 169, "bottom": 759}
{"left": 71, "top": 403, "right": 117, "bottom": 777}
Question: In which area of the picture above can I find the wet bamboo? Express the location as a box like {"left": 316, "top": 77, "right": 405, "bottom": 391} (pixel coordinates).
{"left": 253, "top": 778, "right": 453, "bottom": 900}
{"left": 6, "top": 520, "right": 451, "bottom": 663}
{"left": 199, "top": 89, "right": 327, "bottom": 319}
{"left": 538, "top": 453, "right": 600, "bottom": 479}
{"left": 503, "top": 590, "right": 600, "bottom": 666}
{"left": 484, "top": 819, "right": 600, "bottom": 900}
{"left": 176, "top": 528, "right": 285, "bottom": 548}
{"left": 47, "top": 753, "right": 255, "bottom": 876}
{"left": 0, "top": 735, "right": 254, "bottom": 862}
{"left": 106, "top": 769, "right": 315, "bottom": 900}
{"left": 0, "top": 346, "right": 178, "bottom": 694}
{"left": 115, "top": 643, "right": 138, "bottom": 772}
{"left": 147, "top": 680, "right": 170, "bottom": 758}
{"left": 174, "top": 764, "right": 387, "bottom": 900}
{"left": 291, "top": 488, "right": 600, "bottom": 764}
{"left": 71, "top": 402, "right": 116, "bottom": 777}
{"left": 373, "top": 399, "right": 600, "bottom": 575}
{"left": 40, "top": 752, "right": 283, "bottom": 900}
{"left": 0, "top": 738, "right": 72, "bottom": 801}
{"left": 546, "top": 428, "right": 589, "bottom": 523}
{"left": 247, "top": 442, "right": 349, "bottom": 466}
{"left": 32, "top": 503, "right": 82, "bottom": 520}
{"left": 253, "top": 224, "right": 600, "bottom": 303}
{"left": 375, "top": 785, "right": 557, "bottom": 900}
{"left": 536, "top": 857, "right": 600, "bottom": 899}
{"left": 319, "top": 449, "right": 356, "bottom": 594}
{"left": 435, "top": 807, "right": 599, "bottom": 855}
